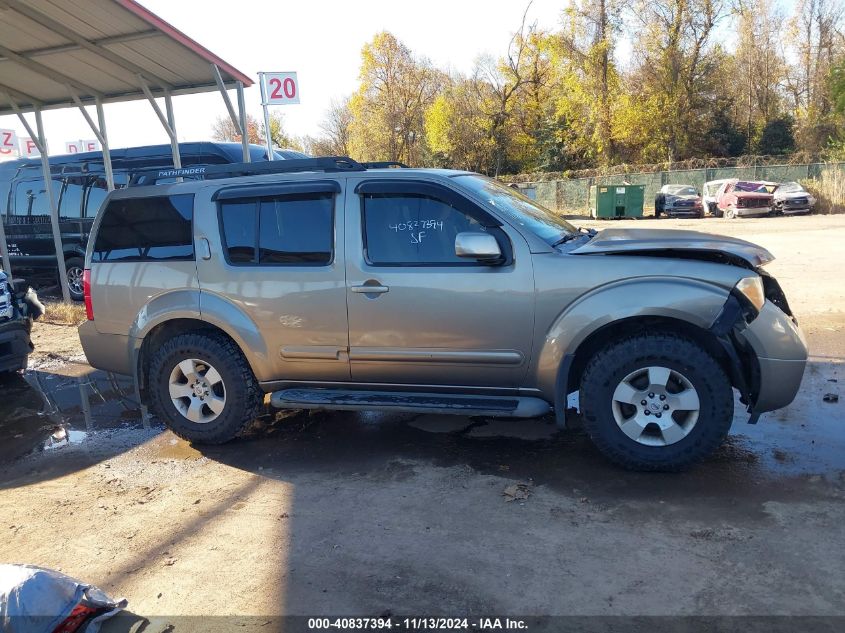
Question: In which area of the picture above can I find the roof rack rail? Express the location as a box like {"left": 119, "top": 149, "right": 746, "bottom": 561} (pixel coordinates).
{"left": 361, "top": 161, "right": 408, "bottom": 169}
{"left": 128, "top": 156, "right": 366, "bottom": 186}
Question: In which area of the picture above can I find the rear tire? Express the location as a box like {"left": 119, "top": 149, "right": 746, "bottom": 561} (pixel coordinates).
{"left": 579, "top": 332, "right": 734, "bottom": 471}
{"left": 65, "top": 257, "right": 85, "bottom": 302}
{"left": 148, "top": 331, "right": 263, "bottom": 444}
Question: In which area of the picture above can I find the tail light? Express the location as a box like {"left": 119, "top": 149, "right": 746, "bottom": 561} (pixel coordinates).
{"left": 83, "top": 269, "right": 94, "bottom": 320}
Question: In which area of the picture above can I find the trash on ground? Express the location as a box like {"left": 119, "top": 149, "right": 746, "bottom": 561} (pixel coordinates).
{"left": 503, "top": 483, "right": 532, "bottom": 502}
{"left": 0, "top": 563, "right": 126, "bottom": 633}
{"left": 823, "top": 393, "right": 839, "bottom": 403}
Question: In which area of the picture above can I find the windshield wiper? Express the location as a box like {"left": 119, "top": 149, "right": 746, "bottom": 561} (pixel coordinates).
{"left": 551, "top": 226, "right": 597, "bottom": 247}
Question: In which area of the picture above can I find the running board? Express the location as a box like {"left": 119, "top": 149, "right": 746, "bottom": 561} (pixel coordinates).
{"left": 269, "top": 388, "right": 550, "bottom": 418}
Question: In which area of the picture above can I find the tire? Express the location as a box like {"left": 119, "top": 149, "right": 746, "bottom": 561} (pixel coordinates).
{"left": 725, "top": 208, "right": 737, "bottom": 219}
{"left": 64, "top": 257, "right": 85, "bottom": 302}
{"left": 579, "top": 332, "right": 734, "bottom": 471}
{"left": 148, "top": 331, "right": 263, "bottom": 444}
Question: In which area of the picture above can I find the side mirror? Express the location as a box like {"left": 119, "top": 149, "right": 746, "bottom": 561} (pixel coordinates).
{"left": 455, "top": 232, "right": 502, "bottom": 263}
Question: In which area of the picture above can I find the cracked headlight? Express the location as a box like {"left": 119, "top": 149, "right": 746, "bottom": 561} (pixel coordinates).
{"left": 735, "top": 275, "right": 765, "bottom": 315}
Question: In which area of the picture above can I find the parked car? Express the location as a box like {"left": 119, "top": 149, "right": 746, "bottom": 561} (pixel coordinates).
{"left": 702, "top": 179, "right": 732, "bottom": 216}
{"left": 79, "top": 157, "right": 807, "bottom": 471}
{"left": 0, "top": 142, "right": 299, "bottom": 301}
{"left": 773, "top": 181, "right": 815, "bottom": 215}
{"left": 0, "top": 270, "right": 44, "bottom": 374}
{"left": 717, "top": 180, "right": 776, "bottom": 219}
{"left": 654, "top": 184, "right": 704, "bottom": 218}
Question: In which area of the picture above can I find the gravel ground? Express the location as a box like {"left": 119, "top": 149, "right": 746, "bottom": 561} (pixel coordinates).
{"left": 0, "top": 214, "right": 843, "bottom": 631}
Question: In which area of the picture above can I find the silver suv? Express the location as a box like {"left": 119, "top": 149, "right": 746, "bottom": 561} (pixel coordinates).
{"left": 78, "top": 158, "right": 808, "bottom": 470}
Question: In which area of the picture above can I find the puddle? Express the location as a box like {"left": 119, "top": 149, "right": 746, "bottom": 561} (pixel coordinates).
{"left": 0, "top": 363, "right": 151, "bottom": 463}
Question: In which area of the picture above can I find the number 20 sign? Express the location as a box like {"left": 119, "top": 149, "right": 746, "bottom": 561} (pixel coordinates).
{"left": 260, "top": 72, "right": 300, "bottom": 105}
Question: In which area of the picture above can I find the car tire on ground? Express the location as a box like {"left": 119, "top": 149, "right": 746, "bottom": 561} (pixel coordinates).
{"left": 725, "top": 208, "right": 737, "bottom": 219}
{"left": 64, "top": 257, "right": 85, "bottom": 302}
{"left": 579, "top": 332, "right": 734, "bottom": 471}
{"left": 149, "top": 331, "right": 263, "bottom": 444}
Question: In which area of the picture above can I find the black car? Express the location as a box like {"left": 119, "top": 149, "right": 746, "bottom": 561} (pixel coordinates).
{"left": 0, "top": 270, "right": 44, "bottom": 374}
{"left": 1, "top": 142, "right": 304, "bottom": 300}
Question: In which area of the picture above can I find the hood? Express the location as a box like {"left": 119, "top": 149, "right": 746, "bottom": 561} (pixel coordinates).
{"left": 570, "top": 228, "right": 775, "bottom": 267}
{"left": 732, "top": 191, "right": 772, "bottom": 199}
{"left": 775, "top": 190, "right": 810, "bottom": 200}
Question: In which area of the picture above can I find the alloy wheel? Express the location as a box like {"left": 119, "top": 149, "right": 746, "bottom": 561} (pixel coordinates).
{"left": 611, "top": 366, "right": 700, "bottom": 447}
{"left": 168, "top": 358, "right": 226, "bottom": 424}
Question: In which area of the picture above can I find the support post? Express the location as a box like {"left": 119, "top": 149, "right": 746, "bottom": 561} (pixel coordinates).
{"left": 96, "top": 99, "right": 115, "bottom": 191}
{"left": 258, "top": 73, "right": 274, "bottom": 161}
{"left": 237, "top": 81, "right": 250, "bottom": 162}
{"left": 138, "top": 76, "right": 180, "bottom": 168}
{"left": 69, "top": 88, "right": 115, "bottom": 192}
{"left": 164, "top": 90, "right": 181, "bottom": 169}
{"left": 34, "top": 107, "right": 71, "bottom": 303}
{"left": 0, "top": 201, "right": 10, "bottom": 277}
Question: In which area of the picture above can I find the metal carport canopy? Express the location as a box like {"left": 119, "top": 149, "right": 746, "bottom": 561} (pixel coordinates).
{"left": 0, "top": 0, "right": 254, "bottom": 300}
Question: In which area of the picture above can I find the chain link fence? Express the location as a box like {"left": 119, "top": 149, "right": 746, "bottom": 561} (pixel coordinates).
{"left": 515, "top": 162, "right": 845, "bottom": 214}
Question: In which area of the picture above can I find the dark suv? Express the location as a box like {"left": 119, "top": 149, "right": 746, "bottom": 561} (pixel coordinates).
{"left": 0, "top": 142, "right": 303, "bottom": 300}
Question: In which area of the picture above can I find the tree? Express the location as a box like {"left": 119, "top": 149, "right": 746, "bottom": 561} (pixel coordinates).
{"left": 211, "top": 113, "right": 262, "bottom": 144}
{"left": 264, "top": 111, "right": 303, "bottom": 152}
{"left": 211, "top": 111, "right": 302, "bottom": 152}
{"left": 627, "top": 0, "right": 728, "bottom": 162}
{"left": 347, "top": 31, "right": 441, "bottom": 164}
{"left": 757, "top": 116, "right": 796, "bottom": 154}
{"left": 556, "top": 0, "right": 626, "bottom": 165}
{"left": 728, "top": 0, "right": 787, "bottom": 147}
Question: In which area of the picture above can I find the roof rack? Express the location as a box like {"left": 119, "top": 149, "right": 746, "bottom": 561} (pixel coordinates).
{"left": 361, "top": 161, "right": 408, "bottom": 169}
{"left": 128, "top": 156, "right": 367, "bottom": 187}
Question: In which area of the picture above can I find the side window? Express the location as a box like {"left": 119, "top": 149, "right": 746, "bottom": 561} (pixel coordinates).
{"left": 14, "top": 179, "right": 57, "bottom": 216}
{"left": 362, "top": 193, "right": 483, "bottom": 265}
{"left": 85, "top": 174, "right": 128, "bottom": 218}
{"left": 59, "top": 178, "right": 85, "bottom": 218}
{"left": 92, "top": 194, "right": 194, "bottom": 262}
{"left": 219, "top": 193, "right": 334, "bottom": 266}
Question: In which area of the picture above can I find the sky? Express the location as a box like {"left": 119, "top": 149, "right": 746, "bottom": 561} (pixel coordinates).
{"left": 0, "top": 0, "right": 567, "bottom": 157}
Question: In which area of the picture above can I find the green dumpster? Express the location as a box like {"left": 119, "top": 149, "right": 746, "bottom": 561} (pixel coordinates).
{"left": 589, "top": 184, "right": 645, "bottom": 219}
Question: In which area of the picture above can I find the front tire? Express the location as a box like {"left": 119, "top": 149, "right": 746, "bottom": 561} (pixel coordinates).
{"left": 725, "top": 208, "right": 737, "bottom": 219}
{"left": 580, "top": 332, "right": 734, "bottom": 471}
{"left": 149, "top": 331, "right": 263, "bottom": 444}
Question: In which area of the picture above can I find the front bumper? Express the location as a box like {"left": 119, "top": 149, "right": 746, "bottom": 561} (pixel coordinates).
{"left": 734, "top": 206, "right": 771, "bottom": 217}
{"left": 736, "top": 302, "right": 808, "bottom": 413}
{"left": 0, "top": 319, "right": 33, "bottom": 373}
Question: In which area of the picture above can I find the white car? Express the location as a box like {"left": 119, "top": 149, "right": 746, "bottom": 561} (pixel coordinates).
{"left": 773, "top": 182, "right": 815, "bottom": 215}
{"left": 702, "top": 179, "right": 732, "bottom": 216}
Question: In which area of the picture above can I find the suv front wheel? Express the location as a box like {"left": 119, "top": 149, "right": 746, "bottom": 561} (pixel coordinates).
{"left": 149, "top": 331, "right": 263, "bottom": 443}
{"left": 579, "top": 332, "right": 734, "bottom": 471}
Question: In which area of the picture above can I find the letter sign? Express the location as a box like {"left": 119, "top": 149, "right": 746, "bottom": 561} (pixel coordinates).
{"left": 1, "top": 129, "right": 19, "bottom": 157}
{"left": 65, "top": 141, "right": 82, "bottom": 154}
{"left": 260, "top": 72, "right": 300, "bottom": 105}
{"left": 21, "top": 137, "right": 40, "bottom": 158}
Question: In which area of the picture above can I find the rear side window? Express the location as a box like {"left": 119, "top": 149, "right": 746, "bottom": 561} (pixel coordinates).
{"left": 14, "top": 179, "right": 56, "bottom": 216}
{"left": 92, "top": 194, "right": 194, "bottom": 262}
{"left": 219, "top": 193, "right": 334, "bottom": 266}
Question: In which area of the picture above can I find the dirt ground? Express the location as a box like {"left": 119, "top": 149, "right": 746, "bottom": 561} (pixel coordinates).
{"left": 1, "top": 214, "right": 844, "bottom": 630}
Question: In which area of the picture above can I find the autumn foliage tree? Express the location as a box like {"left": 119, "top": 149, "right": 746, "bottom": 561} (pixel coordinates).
{"left": 305, "top": 3, "right": 845, "bottom": 175}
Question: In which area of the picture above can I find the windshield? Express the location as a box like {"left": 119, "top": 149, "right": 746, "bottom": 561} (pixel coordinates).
{"left": 779, "top": 182, "right": 804, "bottom": 193}
{"left": 454, "top": 175, "right": 576, "bottom": 244}
{"left": 666, "top": 185, "right": 697, "bottom": 196}
{"left": 734, "top": 181, "right": 772, "bottom": 193}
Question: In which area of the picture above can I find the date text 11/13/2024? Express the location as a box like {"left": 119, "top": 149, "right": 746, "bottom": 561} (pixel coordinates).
{"left": 307, "top": 617, "right": 528, "bottom": 630}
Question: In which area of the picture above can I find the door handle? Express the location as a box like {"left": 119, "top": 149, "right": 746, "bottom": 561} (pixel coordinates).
{"left": 198, "top": 237, "right": 212, "bottom": 260}
{"left": 351, "top": 283, "right": 389, "bottom": 294}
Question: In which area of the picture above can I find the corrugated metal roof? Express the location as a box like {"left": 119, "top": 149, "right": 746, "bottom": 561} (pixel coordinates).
{"left": 0, "top": 0, "right": 253, "bottom": 114}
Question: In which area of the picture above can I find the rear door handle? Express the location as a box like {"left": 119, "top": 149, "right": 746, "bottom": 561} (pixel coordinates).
{"left": 350, "top": 284, "right": 389, "bottom": 294}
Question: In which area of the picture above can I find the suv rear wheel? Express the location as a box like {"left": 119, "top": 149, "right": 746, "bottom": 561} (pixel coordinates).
{"left": 149, "top": 331, "right": 263, "bottom": 444}
{"left": 579, "top": 332, "right": 733, "bottom": 471}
